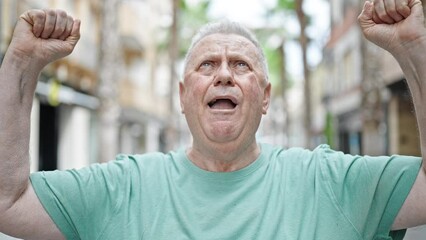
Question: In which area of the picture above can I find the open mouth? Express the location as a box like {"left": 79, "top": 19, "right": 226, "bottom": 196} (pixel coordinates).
{"left": 208, "top": 98, "right": 237, "bottom": 110}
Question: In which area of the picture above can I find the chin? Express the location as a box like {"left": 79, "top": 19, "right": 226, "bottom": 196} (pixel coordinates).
{"left": 207, "top": 125, "right": 239, "bottom": 141}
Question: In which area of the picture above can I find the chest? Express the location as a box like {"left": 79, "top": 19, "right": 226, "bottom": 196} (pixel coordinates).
{"left": 131, "top": 172, "right": 363, "bottom": 240}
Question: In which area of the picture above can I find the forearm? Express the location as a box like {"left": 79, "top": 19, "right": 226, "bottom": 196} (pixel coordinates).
{"left": 392, "top": 38, "right": 426, "bottom": 166}
{"left": 0, "top": 47, "right": 42, "bottom": 208}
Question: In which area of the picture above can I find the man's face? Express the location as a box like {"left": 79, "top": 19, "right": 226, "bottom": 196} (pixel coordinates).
{"left": 180, "top": 33, "right": 271, "bottom": 149}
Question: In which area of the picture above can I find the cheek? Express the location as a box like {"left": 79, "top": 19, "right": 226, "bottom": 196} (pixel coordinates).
{"left": 193, "top": 85, "right": 206, "bottom": 101}
{"left": 183, "top": 82, "right": 205, "bottom": 109}
{"left": 245, "top": 82, "right": 264, "bottom": 106}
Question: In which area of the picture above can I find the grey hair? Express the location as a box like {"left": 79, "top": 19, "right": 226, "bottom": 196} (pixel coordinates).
{"left": 183, "top": 20, "right": 269, "bottom": 81}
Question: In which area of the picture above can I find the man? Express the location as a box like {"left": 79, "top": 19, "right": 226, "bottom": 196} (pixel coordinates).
{"left": 0, "top": 0, "right": 425, "bottom": 239}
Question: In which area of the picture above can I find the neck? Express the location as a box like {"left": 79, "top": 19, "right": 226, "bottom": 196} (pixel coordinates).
{"left": 186, "top": 141, "right": 260, "bottom": 172}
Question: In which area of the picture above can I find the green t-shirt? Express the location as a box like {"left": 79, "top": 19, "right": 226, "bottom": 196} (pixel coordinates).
{"left": 30, "top": 143, "right": 421, "bottom": 240}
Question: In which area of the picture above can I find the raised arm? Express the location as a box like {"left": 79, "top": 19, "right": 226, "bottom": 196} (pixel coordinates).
{"left": 0, "top": 9, "right": 80, "bottom": 239}
{"left": 358, "top": 0, "right": 426, "bottom": 230}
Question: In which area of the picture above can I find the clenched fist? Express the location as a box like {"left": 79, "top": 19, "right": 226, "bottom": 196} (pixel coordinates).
{"left": 9, "top": 9, "right": 80, "bottom": 69}
{"left": 358, "top": 0, "right": 426, "bottom": 56}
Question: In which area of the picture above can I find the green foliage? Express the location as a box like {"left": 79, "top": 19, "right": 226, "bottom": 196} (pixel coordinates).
{"left": 277, "top": 0, "right": 295, "bottom": 10}
{"left": 325, "top": 112, "right": 334, "bottom": 148}
{"left": 156, "top": 0, "right": 211, "bottom": 57}
{"left": 264, "top": 46, "right": 281, "bottom": 94}
{"left": 179, "top": 0, "right": 187, "bottom": 9}
{"left": 178, "top": 0, "right": 211, "bottom": 57}
{"left": 263, "top": 45, "right": 293, "bottom": 96}
{"left": 180, "top": 0, "right": 210, "bottom": 24}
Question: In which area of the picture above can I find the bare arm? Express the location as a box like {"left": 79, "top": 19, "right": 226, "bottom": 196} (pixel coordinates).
{"left": 358, "top": 0, "right": 426, "bottom": 230}
{"left": 0, "top": 9, "right": 80, "bottom": 239}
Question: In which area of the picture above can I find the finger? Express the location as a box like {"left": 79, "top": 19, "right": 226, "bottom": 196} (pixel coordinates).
{"left": 383, "top": 0, "right": 404, "bottom": 21}
{"left": 373, "top": 0, "right": 396, "bottom": 23}
{"left": 396, "top": 0, "right": 411, "bottom": 18}
{"left": 359, "top": 0, "right": 380, "bottom": 32}
{"left": 359, "top": 1, "right": 374, "bottom": 19}
{"left": 408, "top": 0, "right": 424, "bottom": 19}
{"left": 359, "top": 1, "right": 376, "bottom": 26}
{"left": 50, "top": 10, "right": 68, "bottom": 39}
{"left": 372, "top": 8, "right": 385, "bottom": 23}
{"left": 59, "top": 15, "right": 74, "bottom": 40}
{"left": 66, "top": 19, "right": 81, "bottom": 45}
{"left": 41, "top": 9, "right": 57, "bottom": 39}
{"left": 23, "top": 9, "right": 46, "bottom": 38}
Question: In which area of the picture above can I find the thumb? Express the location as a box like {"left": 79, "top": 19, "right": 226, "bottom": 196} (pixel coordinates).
{"left": 20, "top": 9, "right": 46, "bottom": 38}
{"left": 358, "top": 1, "right": 375, "bottom": 29}
{"left": 408, "top": 0, "right": 424, "bottom": 21}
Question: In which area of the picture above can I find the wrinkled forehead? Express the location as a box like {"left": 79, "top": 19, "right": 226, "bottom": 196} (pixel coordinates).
{"left": 196, "top": 33, "right": 255, "bottom": 50}
{"left": 186, "top": 33, "right": 263, "bottom": 65}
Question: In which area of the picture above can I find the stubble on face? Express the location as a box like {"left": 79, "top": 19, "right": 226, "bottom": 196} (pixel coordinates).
{"left": 181, "top": 33, "right": 270, "bottom": 149}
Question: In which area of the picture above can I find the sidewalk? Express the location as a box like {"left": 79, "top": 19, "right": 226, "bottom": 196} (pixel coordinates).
{"left": 0, "top": 233, "right": 18, "bottom": 240}
{"left": 404, "top": 225, "right": 426, "bottom": 240}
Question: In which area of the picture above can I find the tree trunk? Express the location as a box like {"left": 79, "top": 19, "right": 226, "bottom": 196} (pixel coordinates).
{"left": 359, "top": 1, "right": 384, "bottom": 156}
{"left": 97, "top": 0, "right": 122, "bottom": 162}
{"left": 165, "top": 0, "right": 180, "bottom": 151}
{"left": 279, "top": 41, "right": 290, "bottom": 146}
{"left": 295, "top": 0, "right": 312, "bottom": 148}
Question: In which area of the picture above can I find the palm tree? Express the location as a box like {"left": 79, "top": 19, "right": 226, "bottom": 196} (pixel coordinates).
{"left": 295, "top": 0, "right": 312, "bottom": 148}
{"left": 97, "top": 0, "right": 122, "bottom": 162}
{"left": 268, "top": 0, "right": 311, "bottom": 148}
{"left": 164, "top": 0, "right": 211, "bottom": 150}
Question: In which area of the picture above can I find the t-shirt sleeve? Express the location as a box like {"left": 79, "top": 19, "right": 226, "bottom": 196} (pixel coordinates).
{"left": 318, "top": 145, "right": 422, "bottom": 239}
{"left": 29, "top": 154, "right": 134, "bottom": 240}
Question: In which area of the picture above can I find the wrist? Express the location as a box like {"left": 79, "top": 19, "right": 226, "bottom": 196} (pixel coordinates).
{"left": 4, "top": 42, "right": 46, "bottom": 73}
{"left": 391, "top": 34, "right": 426, "bottom": 59}
{"left": 391, "top": 37, "right": 426, "bottom": 103}
{"left": 0, "top": 46, "right": 43, "bottom": 105}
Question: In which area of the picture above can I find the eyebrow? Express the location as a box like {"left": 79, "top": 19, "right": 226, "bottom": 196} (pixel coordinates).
{"left": 195, "top": 51, "right": 254, "bottom": 63}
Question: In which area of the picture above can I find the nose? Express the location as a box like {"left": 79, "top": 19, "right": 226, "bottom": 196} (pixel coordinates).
{"left": 213, "top": 63, "right": 235, "bottom": 86}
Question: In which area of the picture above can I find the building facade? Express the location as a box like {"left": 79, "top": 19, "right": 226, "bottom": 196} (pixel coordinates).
{"left": 0, "top": 0, "right": 174, "bottom": 176}
{"left": 317, "top": 0, "right": 420, "bottom": 157}
{"left": 312, "top": 0, "right": 425, "bottom": 237}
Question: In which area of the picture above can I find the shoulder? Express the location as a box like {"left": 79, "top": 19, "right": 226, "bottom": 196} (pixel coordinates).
{"left": 262, "top": 143, "right": 420, "bottom": 179}
{"left": 261, "top": 143, "right": 327, "bottom": 166}
{"left": 314, "top": 145, "right": 421, "bottom": 179}
{"left": 99, "top": 151, "right": 169, "bottom": 172}
{"left": 108, "top": 149, "right": 185, "bottom": 178}
{"left": 260, "top": 142, "right": 316, "bottom": 158}
{"left": 114, "top": 151, "right": 170, "bottom": 166}
{"left": 260, "top": 143, "right": 326, "bottom": 178}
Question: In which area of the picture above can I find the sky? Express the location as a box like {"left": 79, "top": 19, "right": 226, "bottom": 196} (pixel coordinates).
{"left": 188, "top": 0, "right": 331, "bottom": 78}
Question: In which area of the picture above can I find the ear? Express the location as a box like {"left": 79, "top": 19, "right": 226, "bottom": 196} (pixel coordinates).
{"left": 262, "top": 82, "right": 271, "bottom": 115}
{"left": 179, "top": 81, "right": 185, "bottom": 114}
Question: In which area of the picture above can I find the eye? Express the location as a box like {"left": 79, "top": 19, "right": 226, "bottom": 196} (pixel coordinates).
{"left": 200, "top": 61, "right": 214, "bottom": 69}
{"left": 236, "top": 61, "right": 248, "bottom": 68}
{"left": 234, "top": 60, "right": 250, "bottom": 73}
{"left": 198, "top": 61, "right": 215, "bottom": 75}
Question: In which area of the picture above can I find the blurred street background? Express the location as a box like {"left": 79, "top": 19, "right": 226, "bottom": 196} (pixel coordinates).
{"left": 1, "top": 0, "right": 425, "bottom": 239}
